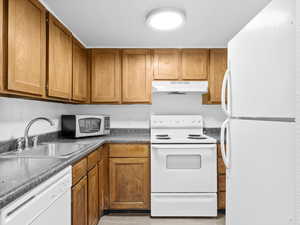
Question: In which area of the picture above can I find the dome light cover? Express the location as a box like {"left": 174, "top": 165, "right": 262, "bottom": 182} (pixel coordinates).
{"left": 146, "top": 8, "right": 186, "bottom": 31}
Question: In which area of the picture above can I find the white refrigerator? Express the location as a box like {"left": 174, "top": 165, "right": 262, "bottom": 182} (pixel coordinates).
{"left": 221, "top": 0, "right": 296, "bottom": 224}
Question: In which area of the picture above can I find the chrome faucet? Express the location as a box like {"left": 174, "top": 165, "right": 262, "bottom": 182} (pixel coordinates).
{"left": 24, "top": 117, "right": 55, "bottom": 149}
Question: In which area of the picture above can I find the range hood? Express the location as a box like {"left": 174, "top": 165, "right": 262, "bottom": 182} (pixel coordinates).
{"left": 152, "top": 81, "right": 208, "bottom": 94}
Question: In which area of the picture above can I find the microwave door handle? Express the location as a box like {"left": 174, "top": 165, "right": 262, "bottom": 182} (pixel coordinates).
{"left": 221, "top": 119, "right": 230, "bottom": 169}
{"left": 221, "top": 69, "right": 231, "bottom": 117}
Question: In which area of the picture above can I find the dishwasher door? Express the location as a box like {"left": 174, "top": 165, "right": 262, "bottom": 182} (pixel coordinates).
{"left": 0, "top": 166, "right": 72, "bottom": 225}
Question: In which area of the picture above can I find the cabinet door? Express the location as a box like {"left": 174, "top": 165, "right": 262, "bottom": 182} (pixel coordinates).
{"left": 72, "top": 176, "right": 88, "bottom": 225}
{"left": 109, "top": 158, "right": 149, "bottom": 209}
{"left": 208, "top": 49, "right": 227, "bottom": 103}
{"left": 98, "top": 160, "right": 105, "bottom": 216}
{"left": 122, "top": 49, "right": 152, "bottom": 103}
{"left": 48, "top": 14, "right": 72, "bottom": 99}
{"left": 103, "top": 157, "right": 109, "bottom": 210}
{"left": 91, "top": 49, "right": 121, "bottom": 103}
{"left": 88, "top": 166, "right": 99, "bottom": 225}
{"left": 0, "top": 0, "right": 4, "bottom": 91}
{"left": 153, "top": 49, "right": 180, "bottom": 80}
{"left": 181, "top": 49, "right": 209, "bottom": 80}
{"left": 7, "top": 0, "right": 46, "bottom": 95}
{"left": 73, "top": 39, "right": 88, "bottom": 102}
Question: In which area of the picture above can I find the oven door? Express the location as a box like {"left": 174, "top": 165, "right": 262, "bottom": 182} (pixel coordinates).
{"left": 151, "top": 144, "right": 217, "bottom": 193}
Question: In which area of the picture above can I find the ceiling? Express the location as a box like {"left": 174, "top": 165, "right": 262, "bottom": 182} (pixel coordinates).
{"left": 40, "top": 0, "right": 271, "bottom": 48}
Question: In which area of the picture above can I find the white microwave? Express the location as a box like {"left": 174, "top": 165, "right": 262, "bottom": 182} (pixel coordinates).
{"left": 61, "top": 115, "right": 110, "bottom": 138}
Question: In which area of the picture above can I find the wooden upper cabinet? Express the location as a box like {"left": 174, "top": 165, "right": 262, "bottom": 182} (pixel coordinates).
{"left": 0, "top": 0, "right": 4, "bottom": 91}
{"left": 109, "top": 157, "right": 150, "bottom": 209}
{"left": 181, "top": 49, "right": 209, "bottom": 80}
{"left": 7, "top": 0, "right": 46, "bottom": 95}
{"left": 208, "top": 49, "right": 227, "bottom": 103}
{"left": 73, "top": 39, "right": 88, "bottom": 102}
{"left": 122, "top": 49, "right": 152, "bottom": 103}
{"left": 153, "top": 49, "right": 180, "bottom": 80}
{"left": 91, "top": 49, "right": 121, "bottom": 103}
{"left": 47, "top": 14, "right": 72, "bottom": 100}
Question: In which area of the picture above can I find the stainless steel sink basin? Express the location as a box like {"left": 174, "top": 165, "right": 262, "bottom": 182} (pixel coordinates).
{"left": 0, "top": 142, "right": 94, "bottom": 159}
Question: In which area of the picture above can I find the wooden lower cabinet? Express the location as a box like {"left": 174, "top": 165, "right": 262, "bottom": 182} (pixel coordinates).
{"left": 109, "top": 157, "right": 149, "bottom": 209}
{"left": 72, "top": 176, "right": 88, "bottom": 225}
{"left": 98, "top": 160, "right": 105, "bottom": 215}
{"left": 98, "top": 145, "right": 109, "bottom": 217}
{"left": 217, "top": 144, "right": 226, "bottom": 210}
{"left": 88, "top": 165, "right": 99, "bottom": 225}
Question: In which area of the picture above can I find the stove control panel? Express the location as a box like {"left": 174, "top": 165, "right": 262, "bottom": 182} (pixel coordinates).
{"left": 151, "top": 115, "right": 203, "bottom": 128}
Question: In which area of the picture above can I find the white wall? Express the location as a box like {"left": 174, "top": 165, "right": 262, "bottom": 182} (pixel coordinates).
{"left": 0, "top": 94, "right": 225, "bottom": 141}
{"left": 0, "top": 97, "right": 72, "bottom": 141}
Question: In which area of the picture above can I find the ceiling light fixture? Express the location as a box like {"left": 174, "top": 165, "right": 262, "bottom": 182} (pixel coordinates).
{"left": 145, "top": 8, "right": 186, "bottom": 31}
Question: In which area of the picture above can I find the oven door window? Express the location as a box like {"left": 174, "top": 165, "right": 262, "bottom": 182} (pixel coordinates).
{"left": 166, "top": 154, "right": 201, "bottom": 169}
{"left": 78, "top": 118, "right": 101, "bottom": 133}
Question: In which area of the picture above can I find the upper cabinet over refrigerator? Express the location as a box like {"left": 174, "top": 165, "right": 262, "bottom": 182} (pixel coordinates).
{"left": 224, "top": 0, "right": 295, "bottom": 118}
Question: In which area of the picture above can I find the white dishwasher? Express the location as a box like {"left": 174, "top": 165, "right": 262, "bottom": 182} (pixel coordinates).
{"left": 0, "top": 166, "right": 72, "bottom": 225}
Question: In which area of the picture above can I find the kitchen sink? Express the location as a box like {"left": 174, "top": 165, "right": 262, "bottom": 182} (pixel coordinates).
{"left": 0, "top": 142, "right": 94, "bottom": 159}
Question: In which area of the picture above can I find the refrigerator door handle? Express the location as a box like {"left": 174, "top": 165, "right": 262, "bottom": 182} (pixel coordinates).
{"left": 221, "top": 69, "right": 231, "bottom": 117}
{"left": 221, "top": 118, "right": 230, "bottom": 169}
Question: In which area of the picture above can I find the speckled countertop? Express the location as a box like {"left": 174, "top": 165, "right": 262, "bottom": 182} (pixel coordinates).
{"left": 0, "top": 131, "right": 150, "bottom": 209}
{"left": 0, "top": 128, "right": 220, "bottom": 209}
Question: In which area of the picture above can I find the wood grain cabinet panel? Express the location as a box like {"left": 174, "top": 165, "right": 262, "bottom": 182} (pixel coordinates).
{"left": 207, "top": 49, "right": 227, "bottom": 104}
{"left": 91, "top": 49, "right": 121, "bottom": 103}
{"left": 73, "top": 39, "right": 88, "bottom": 102}
{"left": 72, "top": 176, "right": 88, "bottom": 225}
{"left": 7, "top": 0, "right": 46, "bottom": 95}
{"left": 47, "top": 14, "right": 72, "bottom": 99}
{"left": 88, "top": 165, "right": 99, "bottom": 225}
{"left": 218, "top": 157, "right": 226, "bottom": 175}
{"left": 109, "top": 157, "right": 149, "bottom": 209}
{"left": 218, "top": 191, "right": 226, "bottom": 210}
{"left": 181, "top": 49, "right": 209, "bottom": 80}
{"left": 0, "top": 0, "right": 4, "bottom": 91}
{"left": 98, "top": 144, "right": 109, "bottom": 218}
{"left": 122, "top": 49, "right": 152, "bottom": 103}
{"left": 72, "top": 158, "right": 87, "bottom": 185}
{"left": 153, "top": 49, "right": 180, "bottom": 80}
{"left": 109, "top": 144, "right": 149, "bottom": 158}
{"left": 98, "top": 160, "right": 105, "bottom": 216}
{"left": 87, "top": 150, "right": 98, "bottom": 171}
{"left": 103, "top": 157, "right": 109, "bottom": 210}
{"left": 218, "top": 174, "right": 226, "bottom": 192}
{"left": 217, "top": 144, "right": 226, "bottom": 210}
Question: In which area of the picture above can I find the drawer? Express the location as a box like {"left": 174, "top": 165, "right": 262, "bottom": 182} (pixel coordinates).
{"left": 109, "top": 144, "right": 149, "bottom": 158}
{"left": 87, "top": 150, "right": 98, "bottom": 171}
{"left": 218, "top": 157, "right": 226, "bottom": 174}
{"left": 98, "top": 145, "right": 109, "bottom": 162}
{"left": 151, "top": 193, "right": 217, "bottom": 217}
{"left": 218, "top": 191, "right": 226, "bottom": 210}
{"left": 218, "top": 174, "right": 226, "bottom": 192}
{"left": 72, "top": 158, "right": 87, "bottom": 185}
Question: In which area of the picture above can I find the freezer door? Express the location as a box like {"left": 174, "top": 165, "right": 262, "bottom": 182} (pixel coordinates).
{"left": 227, "top": 0, "right": 295, "bottom": 118}
{"left": 227, "top": 119, "right": 295, "bottom": 225}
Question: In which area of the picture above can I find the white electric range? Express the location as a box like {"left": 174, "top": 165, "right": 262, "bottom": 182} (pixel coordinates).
{"left": 151, "top": 115, "right": 218, "bottom": 217}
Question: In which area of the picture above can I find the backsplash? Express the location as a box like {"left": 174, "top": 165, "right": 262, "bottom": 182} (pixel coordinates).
{"left": 0, "top": 95, "right": 225, "bottom": 141}
{"left": 0, "top": 97, "right": 71, "bottom": 141}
